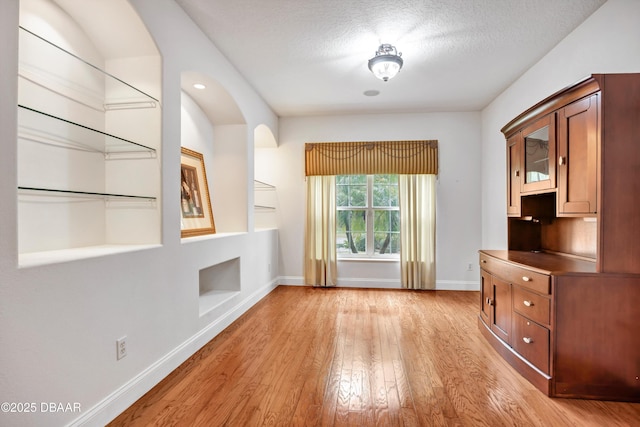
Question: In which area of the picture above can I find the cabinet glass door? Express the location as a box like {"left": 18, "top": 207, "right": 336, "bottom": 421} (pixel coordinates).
{"left": 507, "top": 134, "right": 521, "bottom": 216}
{"left": 525, "top": 127, "right": 549, "bottom": 183}
{"left": 521, "top": 115, "right": 556, "bottom": 193}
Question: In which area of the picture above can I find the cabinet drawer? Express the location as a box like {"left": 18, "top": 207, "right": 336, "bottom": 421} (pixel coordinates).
{"left": 513, "top": 286, "right": 550, "bottom": 326}
{"left": 504, "top": 266, "right": 549, "bottom": 294}
{"left": 512, "top": 313, "right": 550, "bottom": 374}
{"left": 479, "top": 254, "right": 550, "bottom": 294}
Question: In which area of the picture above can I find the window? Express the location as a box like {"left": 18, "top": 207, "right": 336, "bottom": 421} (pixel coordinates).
{"left": 336, "top": 174, "right": 400, "bottom": 257}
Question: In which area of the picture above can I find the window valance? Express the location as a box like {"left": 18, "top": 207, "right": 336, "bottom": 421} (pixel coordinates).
{"left": 304, "top": 140, "right": 438, "bottom": 176}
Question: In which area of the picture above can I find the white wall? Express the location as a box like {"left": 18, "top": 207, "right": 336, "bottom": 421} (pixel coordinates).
{"left": 0, "top": 1, "right": 279, "bottom": 426}
{"left": 481, "top": 0, "right": 640, "bottom": 249}
{"left": 265, "top": 112, "right": 482, "bottom": 290}
{"left": 211, "top": 124, "right": 249, "bottom": 232}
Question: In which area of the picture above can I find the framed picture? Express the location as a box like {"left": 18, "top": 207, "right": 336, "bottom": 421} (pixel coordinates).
{"left": 180, "top": 147, "right": 216, "bottom": 237}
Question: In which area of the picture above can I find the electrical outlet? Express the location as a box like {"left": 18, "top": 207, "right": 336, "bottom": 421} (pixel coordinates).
{"left": 467, "top": 263, "right": 473, "bottom": 271}
{"left": 116, "top": 336, "right": 127, "bottom": 360}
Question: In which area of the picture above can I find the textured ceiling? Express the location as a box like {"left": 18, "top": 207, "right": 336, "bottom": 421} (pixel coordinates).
{"left": 175, "top": 0, "right": 606, "bottom": 117}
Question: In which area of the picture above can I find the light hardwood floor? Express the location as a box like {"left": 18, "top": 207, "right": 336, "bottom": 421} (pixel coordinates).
{"left": 109, "top": 286, "right": 640, "bottom": 426}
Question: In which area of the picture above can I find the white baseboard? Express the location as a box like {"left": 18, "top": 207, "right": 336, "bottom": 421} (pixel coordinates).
{"left": 277, "top": 276, "right": 305, "bottom": 285}
{"left": 68, "top": 279, "right": 279, "bottom": 427}
{"left": 278, "top": 276, "right": 479, "bottom": 291}
{"left": 435, "top": 280, "right": 479, "bottom": 291}
{"left": 337, "top": 277, "right": 402, "bottom": 288}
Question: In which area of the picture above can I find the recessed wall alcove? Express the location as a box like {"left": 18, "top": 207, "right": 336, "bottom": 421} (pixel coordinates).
{"left": 180, "top": 71, "right": 248, "bottom": 234}
{"left": 254, "top": 124, "right": 278, "bottom": 230}
{"left": 17, "top": 0, "right": 161, "bottom": 267}
{"left": 198, "top": 257, "right": 241, "bottom": 316}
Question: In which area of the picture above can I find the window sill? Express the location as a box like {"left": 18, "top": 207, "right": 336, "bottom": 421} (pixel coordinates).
{"left": 338, "top": 257, "right": 399, "bottom": 263}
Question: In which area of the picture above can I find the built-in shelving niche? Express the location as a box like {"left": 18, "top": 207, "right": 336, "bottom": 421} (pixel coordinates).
{"left": 199, "top": 258, "right": 241, "bottom": 317}
{"left": 17, "top": 7, "right": 161, "bottom": 267}
{"left": 254, "top": 180, "right": 277, "bottom": 230}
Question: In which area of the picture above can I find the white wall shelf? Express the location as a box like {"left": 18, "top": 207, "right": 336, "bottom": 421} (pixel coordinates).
{"left": 18, "top": 244, "right": 161, "bottom": 268}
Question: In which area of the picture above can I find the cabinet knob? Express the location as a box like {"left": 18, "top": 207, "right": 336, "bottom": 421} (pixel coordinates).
{"left": 514, "top": 170, "right": 520, "bottom": 177}
{"left": 486, "top": 298, "right": 493, "bottom": 306}
{"left": 523, "top": 300, "right": 533, "bottom": 307}
{"left": 522, "top": 276, "right": 531, "bottom": 282}
{"left": 481, "top": 259, "right": 487, "bottom": 264}
{"left": 523, "top": 337, "right": 533, "bottom": 344}
{"left": 558, "top": 156, "right": 566, "bottom": 166}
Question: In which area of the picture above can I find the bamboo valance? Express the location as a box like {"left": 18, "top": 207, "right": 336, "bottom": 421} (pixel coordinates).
{"left": 305, "top": 140, "right": 438, "bottom": 176}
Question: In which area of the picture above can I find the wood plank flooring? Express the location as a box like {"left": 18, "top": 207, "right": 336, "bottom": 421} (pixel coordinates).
{"left": 109, "top": 286, "right": 640, "bottom": 426}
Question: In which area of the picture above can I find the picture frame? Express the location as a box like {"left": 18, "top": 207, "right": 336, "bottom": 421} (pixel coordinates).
{"left": 180, "top": 147, "right": 216, "bottom": 237}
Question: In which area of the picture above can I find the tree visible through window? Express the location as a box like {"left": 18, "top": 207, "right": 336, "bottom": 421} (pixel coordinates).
{"left": 336, "top": 174, "right": 400, "bottom": 257}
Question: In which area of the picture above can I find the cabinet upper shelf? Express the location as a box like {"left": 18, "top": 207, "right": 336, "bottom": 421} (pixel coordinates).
{"left": 19, "top": 26, "right": 160, "bottom": 111}
{"left": 18, "top": 105, "right": 156, "bottom": 157}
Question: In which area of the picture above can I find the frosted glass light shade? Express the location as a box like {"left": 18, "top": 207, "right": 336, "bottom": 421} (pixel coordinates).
{"left": 368, "top": 44, "right": 403, "bottom": 82}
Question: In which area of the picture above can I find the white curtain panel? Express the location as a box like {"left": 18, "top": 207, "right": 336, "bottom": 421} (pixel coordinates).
{"left": 399, "top": 174, "right": 436, "bottom": 290}
{"left": 304, "top": 175, "right": 337, "bottom": 287}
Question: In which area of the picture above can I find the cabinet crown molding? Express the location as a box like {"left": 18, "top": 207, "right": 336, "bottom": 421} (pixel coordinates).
{"left": 501, "top": 75, "right": 603, "bottom": 138}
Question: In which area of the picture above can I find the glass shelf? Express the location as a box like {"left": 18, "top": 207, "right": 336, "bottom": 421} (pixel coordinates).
{"left": 18, "top": 26, "right": 159, "bottom": 111}
{"left": 254, "top": 204, "right": 276, "bottom": 211}
{"left": 18, "top": 105, "right": 156, "bottom": 157}
{"left": 18, "top": 186, "right": 156, "bottom": 202}
{"left": 254, "top": 180, "right": 276, "bottom": 190}
{"left": 254, "top": 180, "right": 276, "bottom": 211}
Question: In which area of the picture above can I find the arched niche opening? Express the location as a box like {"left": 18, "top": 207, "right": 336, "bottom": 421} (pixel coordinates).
{"left": 17, "top": 0, "right": 161, "bottom": 265}
{"left": 180, "top": 71, "right": 248, "bottom": 234}
{"left": 254, "top": 124, "right": 277, "bottom": 148}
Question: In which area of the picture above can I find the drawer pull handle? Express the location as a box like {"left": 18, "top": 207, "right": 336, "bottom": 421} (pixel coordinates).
{"left": 522, "top": 276, "right": 531, "bottom": 282}
{"left": 523, "top": 337, "right": 533, "bottom": 344}
{"left": 481, "top": 260, "right": 487, "bottom": 263}
{"left": 523, "top": 300, "right": 533, "bottom": 307}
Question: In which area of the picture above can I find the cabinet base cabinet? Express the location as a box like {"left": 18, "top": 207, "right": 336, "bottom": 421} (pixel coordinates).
{"left": 478, "top": 250, "right": 640, "bottom": 402}
{"left": 511, "top": 312, "right": 550, "bottom": 374}
{"left": 480, "top": 312, "right": 639, "bottom": 402}
{"left": 490, "top": 276, "right": 512, "bottom": 345}
{"left": 552, "top": 275, "right": 640, "bottom": 402}
{"left": 479, "top": 270, "right": 491, "bottom": 325}
{"left": 478, "top": 316, "right": 551, "bottom": 395}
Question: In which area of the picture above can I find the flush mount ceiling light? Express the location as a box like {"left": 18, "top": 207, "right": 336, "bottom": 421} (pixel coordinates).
{"left": 368, "top": 44, "right": 403, "bottom": 82}
{"left": 193, "top": 83, "right": 206, "bottom": 90}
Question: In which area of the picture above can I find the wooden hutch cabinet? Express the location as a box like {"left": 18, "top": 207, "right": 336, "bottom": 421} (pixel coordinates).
{"left": 479, "top": 74, "right": 640, "bottom": 402}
